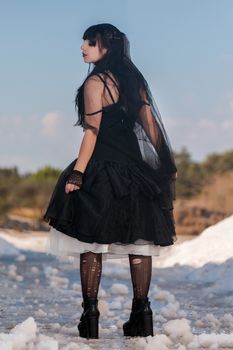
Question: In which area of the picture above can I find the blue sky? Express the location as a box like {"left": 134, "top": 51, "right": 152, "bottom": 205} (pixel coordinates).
{"left": 1, "top": 0, "right": 233, "bottom": 174}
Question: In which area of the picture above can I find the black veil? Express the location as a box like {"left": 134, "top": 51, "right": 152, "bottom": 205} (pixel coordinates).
{"left": 121, "top": 32, "right": 177, "bottom": 206}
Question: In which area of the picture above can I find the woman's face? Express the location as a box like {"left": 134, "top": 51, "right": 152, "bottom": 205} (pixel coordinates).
{"left": 80, "top": 38, "right": 108, "bottom": 64}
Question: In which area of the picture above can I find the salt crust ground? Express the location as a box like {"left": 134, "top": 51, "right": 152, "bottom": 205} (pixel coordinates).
{"left": 0, "top": 215, "right": 232, "bottom": 349}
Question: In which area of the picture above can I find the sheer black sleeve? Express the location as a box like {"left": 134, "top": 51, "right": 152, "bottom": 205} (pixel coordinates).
{"left": 83, "top": 76, "right": 104, "bottom": 135}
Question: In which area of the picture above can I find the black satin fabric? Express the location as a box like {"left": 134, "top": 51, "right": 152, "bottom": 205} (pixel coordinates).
{"left": 43, "top": 103, "right": 177, "bottom": 246}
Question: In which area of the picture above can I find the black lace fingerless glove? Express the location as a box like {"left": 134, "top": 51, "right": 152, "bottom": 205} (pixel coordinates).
{"left": 66, "top": 169, "right": 84, "bottom": 188}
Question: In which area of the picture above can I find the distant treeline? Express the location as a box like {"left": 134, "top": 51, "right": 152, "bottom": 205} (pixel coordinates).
{"left": 174, "top": 147, "right": 233, "bottom": 198}
{"left": 0, "top": 148, "right": 232, "bottom": 221}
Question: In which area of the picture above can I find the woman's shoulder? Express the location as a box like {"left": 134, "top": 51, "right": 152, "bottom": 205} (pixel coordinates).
{"left": 85, "top": 71, "right": 117, "bottom": 85}
{"left": 85, "top": 74, "right": 104, "bottom": 84}
{"left": 84, "top": 72, "right": 118, "bottom": 96}
{"left": 84, "top": 74, "right": 106, "bottom": 92}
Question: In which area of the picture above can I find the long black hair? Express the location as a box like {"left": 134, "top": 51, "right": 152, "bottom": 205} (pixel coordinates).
{"left": 74, "top": 23, "right": 151, "bottom": 128}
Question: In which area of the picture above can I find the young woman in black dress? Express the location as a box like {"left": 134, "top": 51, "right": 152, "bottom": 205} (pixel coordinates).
{"left": 43, "top": 23, "right": 177, "bottom": 339}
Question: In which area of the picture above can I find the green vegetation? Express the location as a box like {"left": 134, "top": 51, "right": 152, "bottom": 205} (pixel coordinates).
{"left": 0, "top": 165, "right": 61, "bottom": 222}
{"left": 0, "top": 148, "right": 232, "bottom": 222}
{"left": 174, "top": 148, "right": 233, "bottom": 198}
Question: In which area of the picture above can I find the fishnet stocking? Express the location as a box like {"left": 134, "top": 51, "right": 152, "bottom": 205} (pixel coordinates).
{"left": 128, "top": 254, "right": 152, "bottom": 299}
{"left": 80, "top": 251, "right": 102, "bottom": 299}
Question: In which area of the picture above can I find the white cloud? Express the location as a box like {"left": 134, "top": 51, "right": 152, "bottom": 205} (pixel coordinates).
{"left": 41, "top": 112, "right": 61, "bottom": 137}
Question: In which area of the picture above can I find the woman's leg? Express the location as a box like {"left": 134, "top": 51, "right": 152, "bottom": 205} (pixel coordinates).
{"left": 80, "top": 251, "right": 102, "bottom": 299}
{"left": 128, "top": 254, "right": 152, "bottom": 298}
{"left": 78, "top": 251, "right": 102, "bottom": 339}
{"left": 123, "top": 254, "right": 153, "bottom": 336}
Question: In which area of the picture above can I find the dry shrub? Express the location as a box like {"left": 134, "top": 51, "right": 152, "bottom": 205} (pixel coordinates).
{"left": 191, "top": 170, "right": 233, "bottom": 214}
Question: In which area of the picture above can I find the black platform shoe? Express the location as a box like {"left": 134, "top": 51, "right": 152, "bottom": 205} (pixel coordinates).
{"left": 123, "top": 297, "right": 154, "bottom": 337}
{"left": 77, "top": 298, "right": 100, "bottom": 339}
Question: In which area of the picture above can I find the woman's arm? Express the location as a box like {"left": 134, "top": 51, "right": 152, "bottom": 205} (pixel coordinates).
{"left": 137, "top": 88, "right": 161, "bottom": 149}
{"left": 65, "top": 77, "right": 103, "bottom": 193}
{"left": 73, "top": 76, "right": 103, "bottom": 172}
{"left": 73, "top": 129, "right": 98, "bottom": 173}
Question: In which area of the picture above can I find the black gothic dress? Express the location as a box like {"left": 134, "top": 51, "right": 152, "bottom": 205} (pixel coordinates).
{"left": 43, "top": 73, "right": 177, "bottom": 263}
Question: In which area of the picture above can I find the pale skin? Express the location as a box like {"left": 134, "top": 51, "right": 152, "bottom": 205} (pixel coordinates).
{"left": 65, "top": 38, "right": 108, "bottom": 194}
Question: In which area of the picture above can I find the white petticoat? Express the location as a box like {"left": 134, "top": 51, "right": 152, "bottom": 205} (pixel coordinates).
{"left": 45, "top": 227, "right": 161, "bottom": 267}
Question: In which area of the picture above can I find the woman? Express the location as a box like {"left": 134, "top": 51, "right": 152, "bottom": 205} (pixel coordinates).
{"left": 43, "top": 23, "right": 177, "bottom": 339}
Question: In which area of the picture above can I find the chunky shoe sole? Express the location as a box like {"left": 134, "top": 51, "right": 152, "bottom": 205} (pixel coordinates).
{"left": 77, "top": 298, "right": 100, "bottom": 339}
{"left": 123, "top": 297, "right": 154, "bottom": 337}
{"left": 78, "top": 314, "right": 99, "bottom": 339}
{"left": 123, "top": 312, "right": 154, "bottom": 337}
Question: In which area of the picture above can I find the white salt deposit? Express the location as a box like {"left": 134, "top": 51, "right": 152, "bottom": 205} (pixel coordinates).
{"left": 163, "top": 318, "right": 193, "bottom": 345}
{"left": 0, "top": 229, "right": 48, "bottom": 253}
{"left": 0, "top": 317, "right": 59, "bottom": 350}
{"left": 161, "top": 301, "right": 181, "bottom": 319}
{"left": 111, "top": 283, "right": 129, "bottom": 295}
{"left": 0, "top": 236, "right": 19, "bottom": 256}
{"left": 154, "top": 215, "right": 233, "bottom": 268}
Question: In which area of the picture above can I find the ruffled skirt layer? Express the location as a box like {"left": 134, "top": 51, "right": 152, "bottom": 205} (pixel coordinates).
{"left": 43, "top": 157, "right": 176, "bottom": 263}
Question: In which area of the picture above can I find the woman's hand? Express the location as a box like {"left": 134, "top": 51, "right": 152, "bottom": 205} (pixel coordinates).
{"left": 65, "top": 182, "right": 80, "bottom": 194}
{"left": 65, "top": 169, "right": 84, "bottom": 194}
